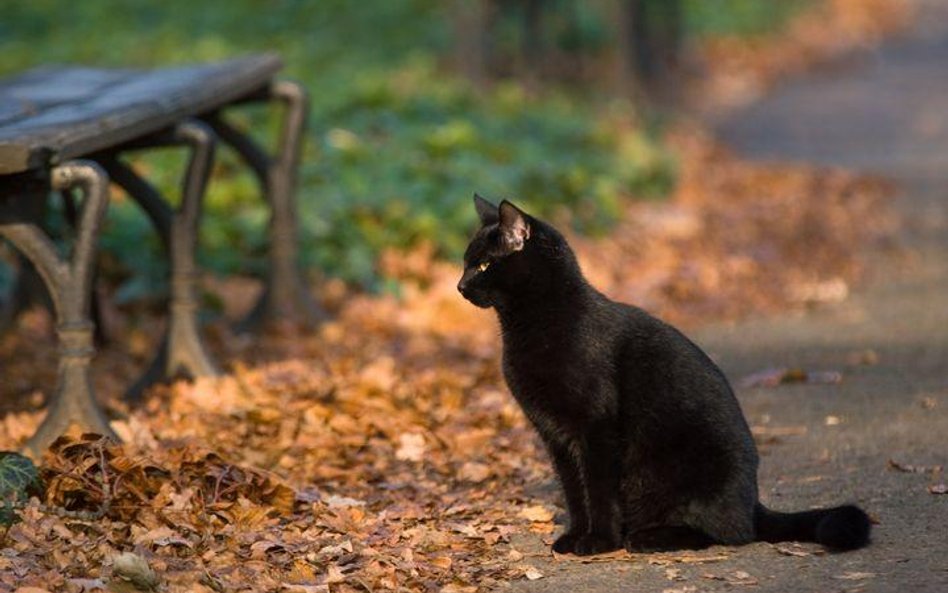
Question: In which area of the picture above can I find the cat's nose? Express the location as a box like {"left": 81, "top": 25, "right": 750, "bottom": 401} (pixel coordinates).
{"left": 458, "top": 267, "right": 479, "bottom": 296}
{"left": 457, "top": 272, "right": 472, "bottom": 295}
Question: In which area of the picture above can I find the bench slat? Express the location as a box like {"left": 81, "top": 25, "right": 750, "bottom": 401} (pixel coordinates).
{"left": 0, "top": 53, "right": 283, "bottom": 175}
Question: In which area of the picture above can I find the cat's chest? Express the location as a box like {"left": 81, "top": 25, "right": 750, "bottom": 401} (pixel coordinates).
{"left": 502, "top": 325, "right": 575, "bottom": 368}
{"left": 500, "top": 328, "right": 608, "bottom": 406}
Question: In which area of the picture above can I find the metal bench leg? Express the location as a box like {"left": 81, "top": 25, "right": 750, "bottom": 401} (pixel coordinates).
{"left": 100, "top": 120, "right": 221, "bottom": 402}
{"left": 0, "top": 161, "right": 115, "bottom": 456}
{"left": 62, "top": 187, "right": 109, "bottom": 346}
{"left": 206, "top": 80, "right": 325, "bottom": 333}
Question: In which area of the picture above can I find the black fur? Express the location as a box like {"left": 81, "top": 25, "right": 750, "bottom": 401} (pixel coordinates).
{"left": 458, "top": 196, "right": 872, "bottom": 555}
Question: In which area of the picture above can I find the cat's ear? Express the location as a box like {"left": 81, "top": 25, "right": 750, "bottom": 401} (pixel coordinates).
{"left": 473, "top": 193, "right": 499, "bottom": 225}
{"left": 498, "top": 200, "right": 531, "bottom": 251}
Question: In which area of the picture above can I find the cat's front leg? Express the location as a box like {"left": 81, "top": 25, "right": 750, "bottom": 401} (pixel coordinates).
{"left": 571, "top": 421, "right": 622, "bottom": 555}
{"left": 547, "top": 440, "right": 590, "bottom": 554}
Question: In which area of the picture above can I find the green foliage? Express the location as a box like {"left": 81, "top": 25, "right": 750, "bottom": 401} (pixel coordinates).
{"left": 683, "top": 0, "right": 812, "bottom": 37}
{"left": 300, "top": 64, "right": 675, "bottom": 284}
{"left": 0, "top": 1, "right": 796, "bottom": 292}
{"left": 0, "top": 452, "right": 40, "bottom": 526}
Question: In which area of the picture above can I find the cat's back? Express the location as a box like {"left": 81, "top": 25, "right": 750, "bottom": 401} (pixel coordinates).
{"left": 615, "top": 303, "right": 729, "bottom": 388}
{"left": 613, "top": 302, "right": 755, "bottom": 452}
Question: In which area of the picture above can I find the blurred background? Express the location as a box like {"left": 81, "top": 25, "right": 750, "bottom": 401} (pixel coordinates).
{"left": 3, "top": 5, "right": 938, "bottom": 590}
{"left": 0, "top": 0, "right": 834, "bottom": 304}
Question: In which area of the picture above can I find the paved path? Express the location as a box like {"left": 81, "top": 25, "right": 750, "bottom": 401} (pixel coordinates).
{"left": 508, "top": 3, "right": 948, "bottom": 591}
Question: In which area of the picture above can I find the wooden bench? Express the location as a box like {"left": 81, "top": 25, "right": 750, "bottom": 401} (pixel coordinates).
{"left": 0, "top": 54, "right": 324, "bottom": 455}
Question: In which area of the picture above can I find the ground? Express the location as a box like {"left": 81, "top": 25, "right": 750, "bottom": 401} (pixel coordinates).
{"left": 507, "top": 2, "right": 948, "bottom": 591}
{"left": 0, "top": 2, "right": 945, "bottom": 592}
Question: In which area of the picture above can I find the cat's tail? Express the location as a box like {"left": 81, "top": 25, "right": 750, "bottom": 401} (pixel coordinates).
{"left": 753, "top": 502, "right": 871, "bottom": 550}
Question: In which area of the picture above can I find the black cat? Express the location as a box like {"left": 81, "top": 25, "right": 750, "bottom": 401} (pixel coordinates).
{"left": 458, "top": 194, "right": 871, "bottom": 556}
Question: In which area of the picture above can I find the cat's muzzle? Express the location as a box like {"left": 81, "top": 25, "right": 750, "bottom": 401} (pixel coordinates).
{"left": 457, "top": 279, "right": 493, "bottom": 308}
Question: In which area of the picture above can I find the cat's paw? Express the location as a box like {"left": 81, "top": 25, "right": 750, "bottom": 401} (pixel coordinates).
{"left": 571, "top": 532, "right": 622, "bottom": 556}
{"left": 552, "top": 531, "right": 584, "bottom": 554}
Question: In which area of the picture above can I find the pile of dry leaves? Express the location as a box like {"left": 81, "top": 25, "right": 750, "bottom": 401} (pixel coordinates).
{"left": 572, "top": 127, "right": 898, "bottom": 326}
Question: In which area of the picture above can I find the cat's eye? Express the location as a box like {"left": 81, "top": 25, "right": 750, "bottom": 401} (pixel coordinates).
{"left": 477, "top": 261, "right": 491, "bottom": 272}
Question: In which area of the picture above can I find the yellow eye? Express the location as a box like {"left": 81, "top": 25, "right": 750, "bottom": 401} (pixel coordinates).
{"left": 477, "top": 261, "right": 490, "bottom": 272}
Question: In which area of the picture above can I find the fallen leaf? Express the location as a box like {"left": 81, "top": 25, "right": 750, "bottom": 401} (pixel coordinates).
{"left": 847, "top": 349, "right": 879, "bottom": 366}
{"left": 281, "top": 585, "right": 329, "bottom": 593}
{"left": 751, "top": 425, "right": 808, "bottom": 438}
{"left": 729, "top": 570, "right": 758, "bottom": 585}
{"left": 134, "top": 526, "right": 192, "bottom": 548}
{"left": 440, "top": 585, "right": 477, "bottom": 593}
{"left": 317, "top": 540, "right": 354, "bottom": 556}
{"left": 774, "top": 543, "right": 817, "bottom": 557}
{"left": 457, "top": 461, "right": 491, "bottom": 483}
{"left": 649, "top": 554, "right": 731, "bottom": 565}
{"left": 323, "top": 494, "right": 366, "bottom": 508}
{"left": 739, "top": 368, "right": 842, "bottom": 389}
{"left": 325, "top": 565, "right": 346, "bottom": 584}
{"left": 518, "top": 505, "right": 554, "bottom": 522}
{"left": 524, "top": 566, "right": 543, "bottom": 580}
{"left": 250, "top": 540, "right": 285, "bottom": 560}
{"left": 887, "top": 459, "right": 943, "bottom": 474}
{"left": 834, "top": 572, "right": 876, "bottom": 580}
{"left": 789, "top": 278, "right": 848, "bottom": 304}
{"left": 395, "top": 433, "right": 426, "bottom": 462}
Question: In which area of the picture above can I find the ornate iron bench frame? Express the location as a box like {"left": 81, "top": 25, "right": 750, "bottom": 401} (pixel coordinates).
{"left": 0, "top": 54, "right": 322, "bottom": 455}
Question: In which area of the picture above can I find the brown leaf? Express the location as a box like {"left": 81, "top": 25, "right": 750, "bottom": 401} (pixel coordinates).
{"left": 394, "top": 433, "right": 426, "bottom": 462}
{"left": 439, "top": 585, "right": 477, "bottom": 593}
{"left": 281, "top": 585, "right": 329, "bottom": 593}
{"left": 887, "top": 459, "right": 943, "bottom": 474}
{"left": 457, "top": 461, "right": 491, "bottom": 483}
{"left": 739, "top": 367, "right": 841, "bottom": 389}
{"left": 518, "top": 505, "right": 554, "bottom": 523}
{"left": 249, "top": 540, "right": 285, "bottom": 561}
{"left": 773, "top": 543, "right": 818, "bottom": 557}
{"left": 134, "top": 526, "right": 192, "bottom": 549}
{"left": 325, "top": 565, "right": 346, "bottom": 584}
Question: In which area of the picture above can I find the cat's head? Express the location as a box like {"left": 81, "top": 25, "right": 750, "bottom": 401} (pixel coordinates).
{"left": 457, "top": 193, "right": 571, "bottom": 309}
